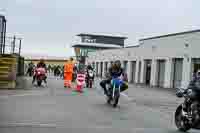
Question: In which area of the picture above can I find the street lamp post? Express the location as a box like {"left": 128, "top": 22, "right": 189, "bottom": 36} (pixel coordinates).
{"left": 19, "top": 39, "right": 22, "bottom": 56}
{"left": 12, "top": 36, "right": 16, "bottom": 54}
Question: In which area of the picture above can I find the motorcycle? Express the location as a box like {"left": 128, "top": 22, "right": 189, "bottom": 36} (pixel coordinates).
{"left": 175, "top": 88, "right": 200, "bottom": 132}
{"left": 86, "top": 70, "right": 94, "bottom": 88}
{"left": 35, "top": 67, "right": 46, "bottom": 86}
{"left": 106, "top": 77, "right": 123, "bottom": 108}
{"left": 75, "top": 73, "right": 86, "bottom": 92}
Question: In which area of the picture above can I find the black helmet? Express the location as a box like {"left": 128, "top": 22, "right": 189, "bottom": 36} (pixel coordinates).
{"left": 114, "top": 60, "right": 121, "bottom": 67}
{"left": 113, "top": 60, "right": 121, "bottom": 69}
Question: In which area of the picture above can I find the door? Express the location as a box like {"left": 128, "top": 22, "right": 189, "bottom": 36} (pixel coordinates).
{"left": 157, "top": 60, "right": 165, "bottom": 87}
{"left": 124, "top": 61, "right": 128, "bottom": 74}
{"left": 100, "top": 62, "right": 103, "bottom": 78}
{"left": 192, "top": 58, "right": 200, "bottom": 74}
{"left": 131, "top": 61, "right": 136, "bottom": 83}
{"left": 145, "top": 61, "right": 152, "bottom": 85}
{"left": 172, "top": 58, "right": 183, "bottom": 88}
{"left": 191, "top": 58, "right": 200, "bottom": 80}
{"left": 194, "top": 64, "right": 200, "bottom": 73}
{"left": 138, "top": 61, "right": 142, "bottom": 83}
{"left": 96, "top": 62, "right": 98, "bottom": 76}
{"left": 105, "top": 62, "right": 108, "bottom": 73}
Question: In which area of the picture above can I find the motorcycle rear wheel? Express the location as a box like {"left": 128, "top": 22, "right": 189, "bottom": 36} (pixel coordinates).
{"left": 37, "top": 80, "right": 42, "bottom": 86}
{"left": 175, "top": 105, "right": 191, "bottom": 132}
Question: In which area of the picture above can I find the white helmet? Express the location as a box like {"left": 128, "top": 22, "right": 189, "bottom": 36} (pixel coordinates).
{"left": 196, "top": 70, "right": 200, "bottom": 77}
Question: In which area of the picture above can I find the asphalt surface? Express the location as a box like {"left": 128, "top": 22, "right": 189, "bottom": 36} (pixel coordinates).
{"left": 0, "top": 75, "right": 199, "bottom": 133}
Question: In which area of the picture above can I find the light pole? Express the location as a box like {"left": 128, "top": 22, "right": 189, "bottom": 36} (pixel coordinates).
{"left": 19, "top": 38, "right": 22, "bottom": 56}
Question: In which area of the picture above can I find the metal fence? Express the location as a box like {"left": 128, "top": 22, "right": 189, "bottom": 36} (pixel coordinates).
{"left": 17, "top": 56, "right": 25, "bottom": 76}
{"left": 1, "top": 36, "right": 22, "bottom": 55}
{"left": 0, "top": 35, "right": 24, "bottom": 76}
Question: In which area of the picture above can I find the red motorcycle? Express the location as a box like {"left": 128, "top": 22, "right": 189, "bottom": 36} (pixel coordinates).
{"left": 35, "top": 67, "right": 46, "bottom": 86}
{"left": 76, "top": 73, "right": 86, "bottom": 92}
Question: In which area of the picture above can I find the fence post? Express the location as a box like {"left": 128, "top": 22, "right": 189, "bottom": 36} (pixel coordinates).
{"left": 0, "top": 32, "right": 2, "bottom": 54}
{"left": 3, "top": 21, "right": 6, "bottom": 54}
{"left": 19, "top": 39, "right": 22, "bottom": 56}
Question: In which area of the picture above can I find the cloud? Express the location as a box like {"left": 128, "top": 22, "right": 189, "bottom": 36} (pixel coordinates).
{"left": 2, "top": 0, "right": 200, "bottom": 57}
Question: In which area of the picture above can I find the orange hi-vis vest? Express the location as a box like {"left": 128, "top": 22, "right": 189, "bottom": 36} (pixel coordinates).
{"left": 64, "top": 62, "right": 74, "bottom": 73}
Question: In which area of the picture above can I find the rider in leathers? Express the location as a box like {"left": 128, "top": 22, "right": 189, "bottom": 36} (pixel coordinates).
{"left": 32, "top": 59, "right": 47, "bottom": 84}
{"left": 86, "top": 64, "right": 94, "bottom": 85}
{"left": 86, "top": 64, "right": 94, "bottom": 78}
{"left": 183, "top": 70, "right": 200, "bottom": 112}
{"left": 100, "top": 60, "right": 128, "bottom": 97}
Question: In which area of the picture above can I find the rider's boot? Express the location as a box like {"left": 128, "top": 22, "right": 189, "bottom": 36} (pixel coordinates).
{"left": 44, "top": 77, "right": 48, "bottom": 87}
{"left": 103, "top": 87, "right": 109, "bottom": 96}
{"left": 32, "top": 76, "right": 35, "bottom": 84}
{"left": 182, "top": 101, "right": 190, "bottom": 117}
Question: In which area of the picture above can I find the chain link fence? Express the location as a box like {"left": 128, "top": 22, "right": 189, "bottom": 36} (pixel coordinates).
{"left": 0, "top": 35, "right": 24, "bottom": 76}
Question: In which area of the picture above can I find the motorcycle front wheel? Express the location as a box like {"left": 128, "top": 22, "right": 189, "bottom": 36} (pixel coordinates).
{"left": 113, "top": 90, "right": 120, "bottom": 108}
{"left": 175, "top": 104, "right": 191, "bottom": 132}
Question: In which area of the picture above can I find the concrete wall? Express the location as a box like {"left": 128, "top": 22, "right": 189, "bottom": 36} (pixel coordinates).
{"left": 25, "top": 60, "right": 66, "bottom": 66}
{"left": 87, "top": 31, "right": 200, "bottom": 89}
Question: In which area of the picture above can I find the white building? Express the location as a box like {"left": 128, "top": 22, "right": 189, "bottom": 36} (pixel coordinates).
{"left": 87, "top": 29, "right": 200, "bottom": 89}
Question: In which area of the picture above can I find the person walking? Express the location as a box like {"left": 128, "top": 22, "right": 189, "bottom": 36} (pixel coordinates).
{"left": 64, "top": 58, "right": 74, "bottom": 88}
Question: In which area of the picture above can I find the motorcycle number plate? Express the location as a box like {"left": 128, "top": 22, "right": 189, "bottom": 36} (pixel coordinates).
{"left": 89, "top": 73, "right": 93, "bottom": 77}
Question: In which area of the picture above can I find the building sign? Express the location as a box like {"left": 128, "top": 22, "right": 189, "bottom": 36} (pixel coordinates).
{"left": 82, "top": 36, "right": 96, "bottom": 43}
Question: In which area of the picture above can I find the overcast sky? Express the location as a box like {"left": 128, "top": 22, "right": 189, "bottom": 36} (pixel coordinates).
{"left": 1, "top": 0, "right": 200, "bottom": 57}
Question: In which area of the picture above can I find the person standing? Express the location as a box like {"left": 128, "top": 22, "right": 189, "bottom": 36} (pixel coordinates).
{"left": 47, "top": 64, "right": 51, "bottom": 73}
{"left": 72, "top": 64, "right": 78, "bottom": 82}
{"left": 32, "top": 59, "right": 47, "bottom": 85}
{"left": 64, "top": 57, "right": 74, "bottom": 88}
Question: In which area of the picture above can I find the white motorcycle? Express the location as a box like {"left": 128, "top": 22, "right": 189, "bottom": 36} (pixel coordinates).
{"left": 86, "top": 70, "right": 94, "bottom": 88}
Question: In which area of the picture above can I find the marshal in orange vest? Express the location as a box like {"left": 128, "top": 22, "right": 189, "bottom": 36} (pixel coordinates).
{"left": 64, "top": 58, "right": 74, "bottom": 88}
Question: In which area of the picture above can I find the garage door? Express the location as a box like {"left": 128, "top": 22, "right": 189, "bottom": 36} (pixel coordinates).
{"left": 100, "top": 62, "right": 103, "bottom": 77}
